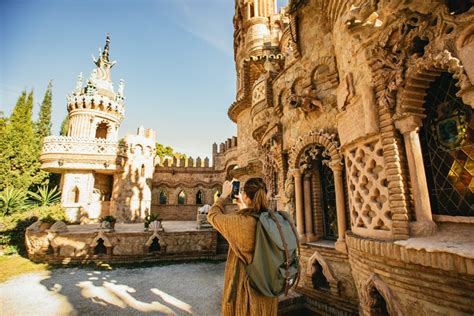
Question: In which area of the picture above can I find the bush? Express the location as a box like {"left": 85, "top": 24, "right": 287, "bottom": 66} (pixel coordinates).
{"left": 144, "top": 213, "right": 161, "bottom": 229}
{"left": 27, "top": 186, "right": 61, "bottom": 207}
{"left": 100, "top": 215, "right": 116, "bottom": 223}
{"left": 0, "top": 204, "right": 67, "bottom": 255}
{"left": 0, "top": 187, "right": 27, "bottom": 216}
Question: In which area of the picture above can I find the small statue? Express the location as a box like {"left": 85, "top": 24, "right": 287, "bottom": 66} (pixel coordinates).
{"left": 75, "top": 72, "right": 83, "bottom": 94}
{"left": 118, "top": 79, "right": 125, "bottom": 97}
{"left": 283, "top": 176, "right": 296, "bottom": 222}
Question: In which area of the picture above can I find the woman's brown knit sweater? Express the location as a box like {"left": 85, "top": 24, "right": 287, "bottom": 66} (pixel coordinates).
{"left": 207, "top": 197, "right": 278, "bottom": 316}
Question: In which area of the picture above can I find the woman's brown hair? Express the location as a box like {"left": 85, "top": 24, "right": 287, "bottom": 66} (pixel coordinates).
{"left": 243, "top": 177, "right": 268, "bottom": 212}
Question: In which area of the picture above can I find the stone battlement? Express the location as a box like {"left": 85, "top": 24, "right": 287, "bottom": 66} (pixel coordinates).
{"left": 213, "top": 136, "right": 238, "bottom": 155}
{"left": 155, "top": 156, "right": 212, "bottom": 169}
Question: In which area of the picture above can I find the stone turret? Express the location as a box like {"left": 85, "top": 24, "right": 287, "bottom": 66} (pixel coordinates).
{"left": 66, "top": 34, "right": 124, "bottom": 140}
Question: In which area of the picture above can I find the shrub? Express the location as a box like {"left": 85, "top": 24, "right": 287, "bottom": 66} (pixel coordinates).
{"left": 27, "top": 186, "right": 61, "bottom": 207}
{"left": 0, "top": 204, "right": 67, "bottom": 255}
{"left": 100, "top": 215, "right": 116, "bottom": 223}
{"left": 144, "top": 213, "right": 161, "bottom": 229}
{"left": 0, "top": 187, "right": 27, "bottom": 216}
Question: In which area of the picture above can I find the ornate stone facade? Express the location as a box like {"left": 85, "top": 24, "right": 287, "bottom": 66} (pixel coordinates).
{"left": 36, "top": 1, "right": 474, "bottom": 314}
{"left": 229, "top": 0, "right": 474, "bottom": 314}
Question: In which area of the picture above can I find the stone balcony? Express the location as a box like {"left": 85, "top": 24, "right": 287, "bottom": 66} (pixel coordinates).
{"left": 40, "top": 136, "right": 126, "bottom": 173}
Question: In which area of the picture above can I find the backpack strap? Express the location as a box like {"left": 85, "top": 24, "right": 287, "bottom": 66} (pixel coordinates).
{"left": 278, "top": 210, "right": 302, "bottom": 290}
{"left": 268, "top": 209, "right": 293, "bottom": 296}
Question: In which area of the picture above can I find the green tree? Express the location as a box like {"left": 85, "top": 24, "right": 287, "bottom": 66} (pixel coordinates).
{"left": 155, "top": 142, "right": 187, "bottom": 161}
{"left": 0, "top": 90, "right": 47, "bottom": 191}
{"left": 60, "top": 114, "right": 69, "bottom": 136}
{"left": 36, "top": 81, "right": 52, "bottom": 140}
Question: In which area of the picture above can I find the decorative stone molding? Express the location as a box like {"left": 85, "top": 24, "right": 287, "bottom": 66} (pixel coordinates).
{"left": 306, "top": 251, "right": 340, "bottom": 295}
{"left": 345, "top": 138, "right": 392, "bottom": 239}
{"left": 67, "top": 94, "right": 124, "bottom": 119}
{"left": 145, "top": 232, "right": 167, "bottom": 249}
{"left": 396, "top": 49, "right": 472, "bottom": 118}
{"left": 360, "top": 273, "right": 403, "bottom": 316}
{"left": 42, "top": 136, "right": 124, "bottom": 156}
{"left": 90, "top": 230, "right": 112, "bottom": 248}
{"left": 288, "top": 129, "right": 341, "bottom": 169}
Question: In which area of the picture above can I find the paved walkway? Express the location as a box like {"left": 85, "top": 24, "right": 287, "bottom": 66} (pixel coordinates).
{"left": 0, "top": 262, "right": 225, "bottom": 316}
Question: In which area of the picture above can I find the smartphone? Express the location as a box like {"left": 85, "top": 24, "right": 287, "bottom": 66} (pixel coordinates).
{"left": 231, "top": 180, "right": 240, "bottom": 202}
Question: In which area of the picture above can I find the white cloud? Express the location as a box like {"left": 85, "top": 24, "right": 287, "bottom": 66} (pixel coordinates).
{"left": 171, "top": 0, "right": 234, "bottom": 56}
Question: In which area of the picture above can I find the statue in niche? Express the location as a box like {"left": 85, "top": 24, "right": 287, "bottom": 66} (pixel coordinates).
{"left": 288, "top": 85, "right": 324, "bottom": 114}
{"left": 283, "top": 176, "right": 296, "bottom": 222}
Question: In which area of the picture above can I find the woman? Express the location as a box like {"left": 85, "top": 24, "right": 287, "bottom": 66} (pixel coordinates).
{"left": 207, "top": 177, "right": 278, "bottom": 316}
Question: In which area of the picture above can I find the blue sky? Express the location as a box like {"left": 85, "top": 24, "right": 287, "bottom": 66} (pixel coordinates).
{"left": 1, "top": 0, "right": 242, "bottom": 159}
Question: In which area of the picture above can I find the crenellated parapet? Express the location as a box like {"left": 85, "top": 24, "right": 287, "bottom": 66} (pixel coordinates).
{"left": 155, "top": 156, "right": 212, "bottom": 169}
{"left": 67, "top": 94, "right": 124, "bottom": 120}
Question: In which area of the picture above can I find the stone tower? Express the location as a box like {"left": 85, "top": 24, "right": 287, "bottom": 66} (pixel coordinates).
{"left": 40, "top": 35, "right": 127, "bottom": 222}
{"left": 229, "top": 0, "right": 285, "bottom": 182}
{"left": 66, "top": 34, "right": 124, "bottom": 140}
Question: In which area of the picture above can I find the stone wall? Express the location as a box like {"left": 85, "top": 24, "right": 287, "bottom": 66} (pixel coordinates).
{"left": 25, "top": 227, "right": 218, "bottom": 264}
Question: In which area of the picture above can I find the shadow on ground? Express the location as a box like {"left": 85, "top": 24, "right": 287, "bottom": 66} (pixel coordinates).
{"left": 1, "top": 261, "right": 225, "bottom": 316}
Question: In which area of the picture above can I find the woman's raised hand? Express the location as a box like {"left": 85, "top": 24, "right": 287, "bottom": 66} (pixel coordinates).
{"left": 221, "top": 180, "right": 233, "bottom": 199}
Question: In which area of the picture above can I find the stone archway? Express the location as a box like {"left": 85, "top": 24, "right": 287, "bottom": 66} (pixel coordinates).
{"left": 360, "top": 274, "right": 403, "bottom": 316}
{"left": 305, "top": 251, "right": 339, "bottom": 295}
{"left": 396, "top": 49, "right": 471, "bottom": 119}
{"left": 395, "top": 49, "right": 473, "bottom": 235}
{"left": 288, "top": 129, "right": 342, "bottom": 170}
{"left": 287, "top": 129, "right": 347, "bottom": 252}
{"left": 90, "top": 231, "right": 112, "bottom": 255}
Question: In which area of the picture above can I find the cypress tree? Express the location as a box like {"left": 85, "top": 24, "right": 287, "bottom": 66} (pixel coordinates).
{"left": 1, "top": 90, "right": 47, "bottom": 191}
{"left": 37, "top": 81, "right": 52, "bottom": 140}
{"left": 60, "top": 114, "right": 69, "bottom": 136}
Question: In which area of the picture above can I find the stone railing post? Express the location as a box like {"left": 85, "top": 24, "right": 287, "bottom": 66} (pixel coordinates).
{"left": 395, "top": 115, "right": 437, "bottom": 236}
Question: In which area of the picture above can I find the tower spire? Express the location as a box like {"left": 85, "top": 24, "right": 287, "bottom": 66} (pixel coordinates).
{"left": 102, "top": 33, "right": 111, "bottom": 62}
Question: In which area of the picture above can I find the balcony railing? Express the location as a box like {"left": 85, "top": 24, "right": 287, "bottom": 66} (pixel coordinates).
{"left": 42, "top": 136, "right": 125, "bottom": 156}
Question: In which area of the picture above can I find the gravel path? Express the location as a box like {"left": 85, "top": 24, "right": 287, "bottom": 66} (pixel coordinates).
{"left": 0, "top": 262, "right": 225, "bottom": 316}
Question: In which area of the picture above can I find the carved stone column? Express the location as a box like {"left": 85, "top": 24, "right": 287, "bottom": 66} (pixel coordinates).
{"left": 292, "top": 168, "right": 306, "bottom": 241}
{"left": 395, "top": 115, "right": 437, "bottom": 236}
{"left": 303, "top": 173, "right": 315, "bottom": 242}
{"left": 330, "top": 160, "right": 347, "bottom": 253}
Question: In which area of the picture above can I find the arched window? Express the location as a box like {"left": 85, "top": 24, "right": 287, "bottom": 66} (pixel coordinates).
{"left": 419, "top": 72, "right": 473, "bottom": 217}
{"left": 159, "top": 191, "right": 167, "bottom": 205}
{"left": 178, "top": 190, "right": 186, "bottom": 205}
{"left": 70, "top": 186, "right": 80, "bottom": 204}
{"left": 141, "top": 164, "right": 145, "bottom": 177}
{"left": 301, "top": 143, "right": 338, "bottom": 240}
{"left": 319, "top": 160, "right": 338, "bottom": 239}
{"left": 149, "top": 237, "right": 161, "bottom": 253}
{"left": 95, "top": 122, "right": 108, "bottom": 139}
{"left": 94, "top": 238, "right": 107, "bottom": 255}
{"left": 312, "top": 261, "right": 330, "bottom": 290}
{"left": 196, "top": 190, "right": 203, "bottom": 205}
{"left": 214, "top": 190, "right": 221, "bottom": 203}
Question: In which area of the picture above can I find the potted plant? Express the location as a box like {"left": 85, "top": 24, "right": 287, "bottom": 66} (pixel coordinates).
{"left": 99, "top": 215, "right": 116, "bottom": 231}
{"left": 144, "top": 213, "right": 162, "bottom": 231}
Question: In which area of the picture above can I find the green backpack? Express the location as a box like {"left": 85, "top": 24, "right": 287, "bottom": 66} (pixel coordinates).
{"left": 229, "top": 210, "right": 301, "bottom": 300}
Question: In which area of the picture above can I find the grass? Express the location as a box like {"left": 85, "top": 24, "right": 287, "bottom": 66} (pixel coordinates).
{"left": 0, "top": 255, "right": 49, "bottom": 283}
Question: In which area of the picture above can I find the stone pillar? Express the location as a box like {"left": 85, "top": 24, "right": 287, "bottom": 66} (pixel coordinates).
{"left": 292, "top": 169, "right": 306, "bottom": 241}
{"left": 254, "top": 0, "right": 259, "bottom": 17}
{"left": 395, "top": 115, "right": 437, "bottom": 236}
{"left": 303, "top": 173, "right": 315, "bottom": 242}
{"left": 330, "top": 160, "right": 347, "bottom": 253}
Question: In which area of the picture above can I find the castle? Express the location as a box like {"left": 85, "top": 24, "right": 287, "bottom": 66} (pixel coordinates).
{"left": 36, "top": 0, "right": 474, "bottom": 314}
